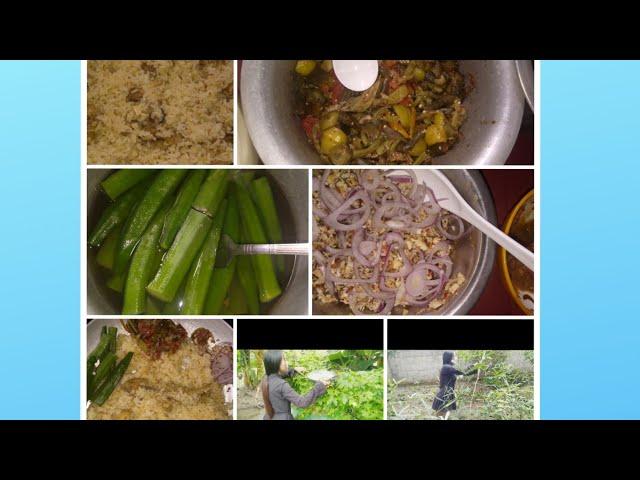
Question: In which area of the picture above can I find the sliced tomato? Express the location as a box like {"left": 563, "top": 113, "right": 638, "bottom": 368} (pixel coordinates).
{"left": 331, "top": 82, "right": 344, "bottom": 104}
{"left": 301, "top": 115, "right": 318, "bottom": 139}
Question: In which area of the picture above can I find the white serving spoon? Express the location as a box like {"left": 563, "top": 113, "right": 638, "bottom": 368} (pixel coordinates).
{"left": 413, "top": 170, "right": 534, "bottom": 271}
{"left": 333, "top": 60, "right": 379, "bottom": 92}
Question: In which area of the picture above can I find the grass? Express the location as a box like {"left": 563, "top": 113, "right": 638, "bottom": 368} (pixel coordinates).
{"left": 388, "top": 381, "right": 533, "bottom": 420}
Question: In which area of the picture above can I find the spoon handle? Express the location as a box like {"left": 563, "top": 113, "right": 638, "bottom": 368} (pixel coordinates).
{"left": 462, "top": 208, "right": 534, "bottom": 271}
{"left": 238, "top": 243, "right": 310, "bottom": 256}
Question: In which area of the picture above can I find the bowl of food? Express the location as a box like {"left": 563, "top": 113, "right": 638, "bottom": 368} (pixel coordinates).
{"left": 241, "top": 60, "right": 524, "bottom": 165}
{"left": 499, "top": 189, "right": 534, "bottom": 314}
{"left": 86, "top": 318, "right": 233, "bottom": 420}
{"left": 312, "top": 169, "right": 496, "bottom": 315}
{"left": 87, "top": 168, "right": 308, "bottom": 315}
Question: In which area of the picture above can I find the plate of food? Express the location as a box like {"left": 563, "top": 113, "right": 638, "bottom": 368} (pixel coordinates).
{"left": 86, "top": 318, "right": 233, "bottom": 420}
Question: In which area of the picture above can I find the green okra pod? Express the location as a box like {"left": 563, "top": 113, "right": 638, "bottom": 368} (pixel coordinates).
{"left": 88, "top": 182, "right": 146, "bottom": 248}
{"left": 161, "top": 278, "right": 187, "bottom": 315}
{"left": 147, "top": 170, "right": 229, "bottom": 302}
{"left": 88, "top": 328, "right": 111, "bottom": 365}
{"left": 92, "top": 352, "right": 133, "bottom": 406}
{"left": 203, "top": 197, "right": 241, "bottom": 315}
{"left": 122, "top": 200, "right": 171, "bottom": 315}
{"left": 113, "top": 169, "right": 188, "bottom": 274}
{"left": 251, "top": 176, "right": 285, "bottom": 275}
{"left": 181, "top": 200, "right": 228, "bottom": 315}
{"left": 223, "top": 274, "right": 249, "bottom": 315}
{"left": 88, "top": 351, "right": 117, "bottom": 400}
{"left": 107, "top": 327, "right": 117, "bottom": 354}
{"left": 233, "top": 181, "right": 281, "bottom": 303}
{"left": 101, "top": 169, "right": 157, "bottom": 200}
{"left": 106, "top": 272, "right": 125, "bottom": 293}
{"left": 160, "top": 170, "right": 207, "bottom": 250}
{"left": 146, "top": 209, "right": 212, "bottom": 302}
{"left": 236, "top": 221, "right": 261, "bottom": 315}
{"left": 95, "top": 226, "right": 121, "bottom": 270}
{"left": 145, "top": 296, "right": 163, "bottom": 315}
{"left": 192, "top": 170, "right": 230, "bottom": 217}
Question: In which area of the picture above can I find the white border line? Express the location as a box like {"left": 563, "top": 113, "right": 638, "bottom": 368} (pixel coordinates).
{"left": 383, "top": 318, "right": 388, "bottom": 420}
{"left": 233, "top": 60, "right": 238, "bottom": 166}
{"left": 534, "top": 59, "right": 541, "bottom": 420}
{"left": 308, "top": 168, "right": 313, "bottom": 315}
{"left": 80, "top": 60, "right": 88, "bottom": 420}
{"left": 87, "top": 314, "right": 533, "bottom": 320}
{"left": 233, "top": 318, "right": 238, "bottom": 420}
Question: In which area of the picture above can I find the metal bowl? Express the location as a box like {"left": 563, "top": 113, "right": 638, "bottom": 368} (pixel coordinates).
{"left": 87, "top": 318, "right": 233, "bottom": 352}
{"left": 241, "top": 60, "right": 524, "bottom": 166}
{"left": 312, "top": 169, "right": 497, "bottom": 316}
{"left": 87, "top": 169, "right": 309, "bottom": 315}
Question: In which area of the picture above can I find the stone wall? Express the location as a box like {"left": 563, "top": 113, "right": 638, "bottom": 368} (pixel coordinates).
{"left": 387, "top": 350, "right": 533, "bottom": 384}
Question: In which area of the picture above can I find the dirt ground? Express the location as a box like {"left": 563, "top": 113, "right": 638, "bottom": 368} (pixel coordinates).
{"left": 387, "top": 382, "right": 488, "bottom": 420}
{"left": 388, "top": 381, "right": 533, "bottom": 420}
{"left": 237, "top": 382, "right": 264, "bottom": 420}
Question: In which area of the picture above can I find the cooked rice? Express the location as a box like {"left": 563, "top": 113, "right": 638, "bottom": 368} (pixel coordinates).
{"left": 88, "top": 60, "right": 233, "bottom": 165}
{"left": 88, "top": 334, "right": 229, "bottom": 420}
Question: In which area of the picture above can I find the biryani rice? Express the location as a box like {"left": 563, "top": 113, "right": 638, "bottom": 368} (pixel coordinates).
{"left": 88, "top": 334, "right": 229, "bottom": 420}
{"left": 88, "top": 60, "right": 233, "bottom": 165}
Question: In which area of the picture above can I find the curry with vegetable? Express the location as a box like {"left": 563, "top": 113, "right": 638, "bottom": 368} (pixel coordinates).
{"left": 294, "top": 60, "right": 471, "bottom": 165}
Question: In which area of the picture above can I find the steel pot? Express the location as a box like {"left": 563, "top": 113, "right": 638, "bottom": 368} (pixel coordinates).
{"left": 241, "top": 60, "right": 524, "bottom": 165}
{"left": 87, "top": 169, "right": 309, "bottom": 315}
{"left": 312, "top": 169, "right": 497, "bottom": 316}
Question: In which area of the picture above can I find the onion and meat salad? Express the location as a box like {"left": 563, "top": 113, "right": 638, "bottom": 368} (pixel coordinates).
{"left": 312, "top": 169, "right": 469, "bottom": 314}
{"left": 295, "top": 61, "right": 471, "bottom": 165}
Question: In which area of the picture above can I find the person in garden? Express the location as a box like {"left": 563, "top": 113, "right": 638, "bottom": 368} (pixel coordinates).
{"left": 432, "top": 351, "right": 477, "bottom": 420}
{"left": 260, "top": 350, "right": 329, "bottom": 420}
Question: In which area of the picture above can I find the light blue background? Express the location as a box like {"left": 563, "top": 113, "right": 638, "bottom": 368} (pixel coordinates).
{"left": 0, "top": 61, "right": 80, "bottom": 419}
{"left": 0, "top": 60, "right": 638, "bottom": 419}
{"left": 541, "top": 60, "right": 640, "bottom": 419}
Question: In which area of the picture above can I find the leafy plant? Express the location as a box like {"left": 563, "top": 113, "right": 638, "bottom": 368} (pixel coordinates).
{"left": 326, "top": 350, "right": 383, "bottom": 371}
{"left": 290, "top": 370, "right": 384, "bottom": 420}
{"left": 237, "top": 349, "right": 264, "bottom": 388}
{"left": 456, "top": 350, "right": 534, "bottom": 420}
{"left": 284, "top": 350, "right": 327, "bottom": 372}
{"left": 242, "top": 349, "right": 384, "bottom": 420}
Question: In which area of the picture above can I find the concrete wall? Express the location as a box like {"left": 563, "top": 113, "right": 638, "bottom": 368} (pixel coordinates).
{"left": 387, "top": 350, "right": 532, "bottom": 384}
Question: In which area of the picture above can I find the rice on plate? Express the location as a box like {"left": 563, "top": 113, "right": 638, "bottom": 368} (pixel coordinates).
{"left": 88, "top": 60, "right": 233, "bottom": 165}
{"left": 87, "top": 320, "right": 232, "bottom": 420}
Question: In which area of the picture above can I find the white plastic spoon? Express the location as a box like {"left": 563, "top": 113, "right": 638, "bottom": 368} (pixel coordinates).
{"left": 333, "top": 60, "right": 379, "bottom": 92}
{"left": 412, "top": 170, "right": 534, "bottom": 271}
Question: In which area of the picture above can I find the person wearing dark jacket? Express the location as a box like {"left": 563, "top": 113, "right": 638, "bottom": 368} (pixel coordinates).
{"left": 432, "top": 351, "right": 477, "bottom": 420}
{"left": 260, "top": 350, "right": 329, "bottom": 420}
